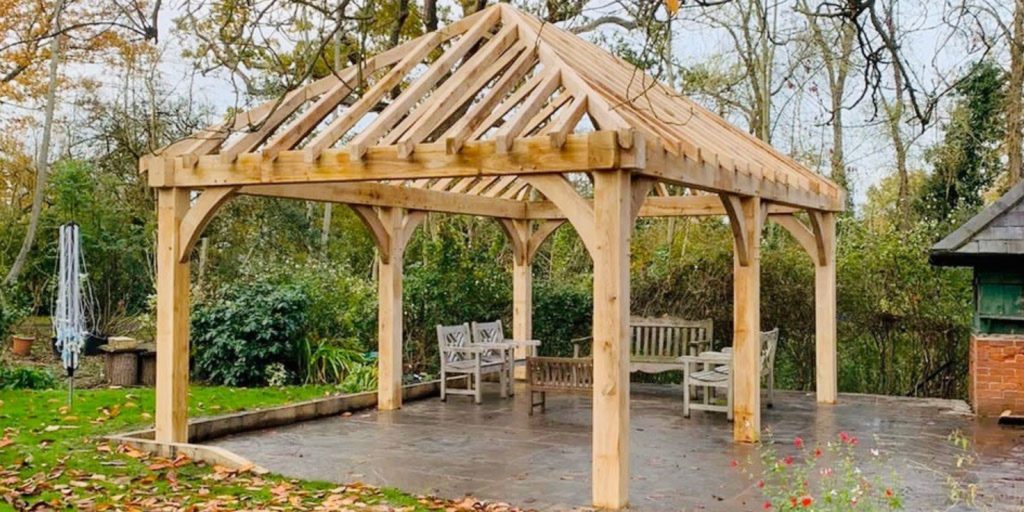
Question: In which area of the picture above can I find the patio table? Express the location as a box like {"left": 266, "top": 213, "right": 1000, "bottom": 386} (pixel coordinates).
{"left": 678, "top": 350, "right": 733, "bottom": 419}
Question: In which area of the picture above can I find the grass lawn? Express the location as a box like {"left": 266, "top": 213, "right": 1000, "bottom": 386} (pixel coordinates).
{"left": 0, "top": 385, "right": 519, "bottom": 511}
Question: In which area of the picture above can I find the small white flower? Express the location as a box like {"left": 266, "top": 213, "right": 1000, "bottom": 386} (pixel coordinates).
{"left": 870, "top": 449, "right": 880, "bottom": 457}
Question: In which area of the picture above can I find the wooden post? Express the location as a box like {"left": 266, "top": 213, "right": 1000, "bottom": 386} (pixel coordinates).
{"left": 155, "top": 187, "right": 191, "bottom": 443}
{"left": 511, "top": 220, "right": 532, "bottom": 380}
{"left": 814, "top": 212, "right": 837, "bottom": 404}
{"left": 378, "top": 207, "right": 405, "bottom": 411}
{"left": 730, "top": 197, "right": 763, "bottom": 443}
{"left": 591, "top": 170, "right": 631, "bottom": 509}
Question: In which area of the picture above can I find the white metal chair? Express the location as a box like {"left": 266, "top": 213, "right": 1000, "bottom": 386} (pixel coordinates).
{"left": 437, "top": 323, "right": 508, "bottom": 404}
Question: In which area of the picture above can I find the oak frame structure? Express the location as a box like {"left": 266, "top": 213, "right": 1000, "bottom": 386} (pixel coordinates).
{"left": 143, "top": 5, "right": 842, "bottom": 509}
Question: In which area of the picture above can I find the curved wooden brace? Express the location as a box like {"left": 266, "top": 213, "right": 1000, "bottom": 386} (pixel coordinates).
{"left": 527, "top": 220, "right": 565, "bottom": 262}
{"left": 350, "top": 206, "right": 426, "bottom": 264}
{"left": 806, "top": 211, "right": 834, "bottom": 266}
{"left": 497, "top": 218, "right": 567, "bottom": 266}
{"left": 630, "top": 177, "right": 657, "bottom": 221}
{"left": 496, "top": 219, "right": 528, "bottom": 264}
{"left": 771, "top": 214, "right": 823, "bottom": 266}
{"left": 178, "top": 187, "right": 237, "bottom": 263}
{"left": 719, "top": 194, "right": 749, "bottom": 266}
{"left": 350, "top": 205, "right": 392, "bottom": 264}
{"left": 522, "top": 175, "right": 597, "bottom": 255}
{"left": 399, "top": 210, "right": 427, "bottom": 248}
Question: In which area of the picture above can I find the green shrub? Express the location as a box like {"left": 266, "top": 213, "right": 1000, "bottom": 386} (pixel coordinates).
{"left": 339, "top": 360, "right": 378, "bottom": 394}
{"left": 0, "top": 365, "right": 56, "bottom": 390}
{"left": 533, "top": 280, "right": 592, "bottom": 357}
{"left": 191, "top": 280, "right": 309, "bottom": 387}
{"left": 299, "top": 338, "right": 367, "bottom": 384}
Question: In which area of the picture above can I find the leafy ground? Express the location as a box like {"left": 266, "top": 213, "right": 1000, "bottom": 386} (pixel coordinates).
{"left": 0, "top": 386, "right": 527, "bottom": 511}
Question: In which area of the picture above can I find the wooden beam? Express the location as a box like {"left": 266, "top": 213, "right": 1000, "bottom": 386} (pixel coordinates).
{"left": 443, "top": 47, "right": 539, "bottom": 154}
{"left": 591, "top": 170, "right": 632, "bottom": 509}
{"left": 547, "top": 95, "right": 588, "bottom": 149}
{"left": 243, "top": 181, "right": 527, "bottom": 220}
{"left": 639, "top": 195, "right": 797, "bottom": 217}
{"left": 390, "top": 25, "right": 521, "bottom": 157}
{"left": 303, "top": 33, "right": 446, "bottom": 163}
{"left": 642, "top": 141, "right": 842, "bottom": 212}
{"left": 810, "top": 211, "right": 837, "bottom": 404}
{"left": 178, "top": 187, "right": 237, "bottom": 263}
{"left": 150, "top": 132, "right": 629, "bottom": 188}
{"left": 731, "top": 196, "right": 763, "bottom": 443}
{"left": 494, "top": 71, "right": 562, "bottom": 153}
{"left": 155, "top": 188, "right": 191, "bottom": 443}
{"left": 347, "top": 10, "right": 501, "bottom": 160}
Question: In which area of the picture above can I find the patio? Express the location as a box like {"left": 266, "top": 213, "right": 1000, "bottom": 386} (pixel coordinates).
{"left": 210, "top": 383, "right": 1024, "bottom": 511}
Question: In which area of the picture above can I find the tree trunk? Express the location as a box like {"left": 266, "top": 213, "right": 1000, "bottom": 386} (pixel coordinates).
{"left": 424, "top": 0, "right": 438, "bottom": 32}
{"left": 5, "top": 0, "right": 64, "bottom": 286}
{"left": 1007, "top": 0, "right": 1024, "bottom": 186}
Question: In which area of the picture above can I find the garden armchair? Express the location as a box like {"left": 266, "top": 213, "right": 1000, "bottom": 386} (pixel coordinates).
{"left": 436, "top": 323, "right": 509, "bottom": 404}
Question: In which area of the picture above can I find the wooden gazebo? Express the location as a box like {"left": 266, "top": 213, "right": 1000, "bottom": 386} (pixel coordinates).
{"left": 142, "top": 4, "right": 842, "bottom": 509}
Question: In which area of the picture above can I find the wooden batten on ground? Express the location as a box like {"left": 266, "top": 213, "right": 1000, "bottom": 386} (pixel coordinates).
{"left": 142, "top": 4, "right": 843, "bottom": 509}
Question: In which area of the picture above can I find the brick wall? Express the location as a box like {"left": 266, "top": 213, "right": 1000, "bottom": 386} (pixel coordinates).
{"left": 970, "top": 335, "right": 1024, "bottom": 416}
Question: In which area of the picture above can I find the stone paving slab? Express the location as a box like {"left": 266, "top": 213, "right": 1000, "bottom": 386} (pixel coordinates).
{"left": 210, "top": 384, "right": 1024, "bottom": 511}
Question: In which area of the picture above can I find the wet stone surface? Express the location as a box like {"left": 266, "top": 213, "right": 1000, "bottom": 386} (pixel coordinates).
{"left": 210, "top": 383, "right": 1024, "bottom": 511}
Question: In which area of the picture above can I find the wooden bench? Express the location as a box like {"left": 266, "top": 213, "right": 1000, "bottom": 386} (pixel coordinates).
{"left": 572, "top": 316, "right": 713, "bottom": 373}
{"left": 526, "top": 357, "right": 593, "bottom": 414}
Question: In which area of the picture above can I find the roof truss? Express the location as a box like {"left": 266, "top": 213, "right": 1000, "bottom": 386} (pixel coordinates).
{"left": 143, "top": 4, "right": 843, "bottom": 213}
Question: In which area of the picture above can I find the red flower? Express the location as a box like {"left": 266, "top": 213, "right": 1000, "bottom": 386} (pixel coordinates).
{"left": 763, "top": 501, "right": 772, "bottom": 510}
{"left": 794, "top": 436, "right": 804, "bottom": 449}
{"left": 885, "top": 488, "right": 894, "bottom": 497}
{"left": 756, "top": 479, "right": 765, "bottom": 488}
{"left": 850, "top": 436, "right": 860, "bottom": 445}
{"left": 783, "top": 455, "right": 794, "bottom": 466}
{"left": 800, "top": 495, "right": 813, "bottom": 508}
{"left": 789, "top": 497, "right": 798, "bottom": 507}
{"left": 839, "top": 431, "right": 850, "bottom": 443}
{"left": 730, "top": 459, "right": 739, "bottom": 468}
{"left": 814, "top": 448, "right": 822, "bottom": 458}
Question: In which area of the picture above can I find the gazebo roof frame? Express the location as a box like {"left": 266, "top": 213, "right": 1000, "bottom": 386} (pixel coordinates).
{"left": 143, "top": 4, "right": 842, "bottom": 215}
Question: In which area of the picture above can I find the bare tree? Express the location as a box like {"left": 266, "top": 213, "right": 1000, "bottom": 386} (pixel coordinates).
{"left": 801, "top": 0, "right": 857, "bottom": 198}
{"left": 5, "top": 0, "right": 65, "bottom": 285}
{"left": 1007, "top": 0, "right": 1024, "bottom": 185}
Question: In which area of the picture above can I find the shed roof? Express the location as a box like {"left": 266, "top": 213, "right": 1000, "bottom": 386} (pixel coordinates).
{"left": 931, "top": 179, "right": 1024, "bottom": 266}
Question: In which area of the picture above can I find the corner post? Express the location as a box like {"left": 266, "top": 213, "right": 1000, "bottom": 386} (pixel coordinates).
{"left": 731, "top": 196, "right": 763, "bottom": 443}
{"left": 378, "top": 207, "right": 405, "bottom": 411}
{"left": 814, "top": 212, "right": 838, "bottom": 403}
{"left": 511, "top": 220, "right": 533, "bottom": 380}
{"left": 155, "top": 187, "right": 191, "bottom": 443}
{"left": 591, "top": 170, "right": 632, "bottom": 509}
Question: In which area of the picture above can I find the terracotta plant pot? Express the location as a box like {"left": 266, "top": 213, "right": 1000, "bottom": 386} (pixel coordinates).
{"left": 11, "top": 335, "right": 35, "bottom": 356}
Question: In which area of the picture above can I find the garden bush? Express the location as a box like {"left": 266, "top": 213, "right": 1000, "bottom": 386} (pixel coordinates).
{"left": 0, "top": 365, "right": 56, "bottom": 390}
{"left": 191, "top": 280, "right": 309, "bottom": 387}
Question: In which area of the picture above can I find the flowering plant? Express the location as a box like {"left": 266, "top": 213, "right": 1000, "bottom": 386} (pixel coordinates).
{"left": 736, "top": 431, "right": 903, "bottom": 511}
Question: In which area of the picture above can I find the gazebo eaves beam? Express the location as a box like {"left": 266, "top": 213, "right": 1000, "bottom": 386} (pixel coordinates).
{"left": 639, "top": 142, "right": 843, "bottom": 212}
{"left": 147, "top": 131, "right": 640, "bottom": 189}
